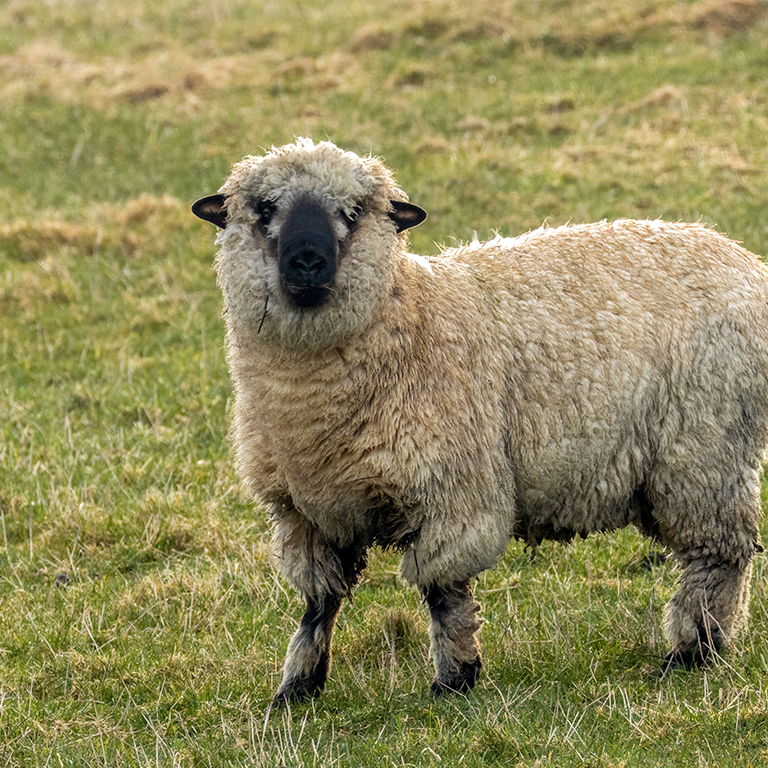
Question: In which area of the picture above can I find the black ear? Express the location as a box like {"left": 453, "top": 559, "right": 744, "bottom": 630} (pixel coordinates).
{"left": 389, "top": 200, "right": 427, "bottom": 233}
{"left": 192, "top": 194, "right": 228, "bottom": 229}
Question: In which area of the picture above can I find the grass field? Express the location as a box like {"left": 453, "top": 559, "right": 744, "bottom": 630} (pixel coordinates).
{"left": 3, "top": 0, "right": 768, "bottom": 765}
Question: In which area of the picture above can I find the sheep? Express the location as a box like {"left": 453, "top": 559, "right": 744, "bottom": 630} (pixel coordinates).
{"left": 192, "top": 137, "right": 768, "bottom": 705}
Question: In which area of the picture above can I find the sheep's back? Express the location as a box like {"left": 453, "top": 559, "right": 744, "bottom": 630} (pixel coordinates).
{"left": 446, "top": 220, "right": 768, "bottom": 536}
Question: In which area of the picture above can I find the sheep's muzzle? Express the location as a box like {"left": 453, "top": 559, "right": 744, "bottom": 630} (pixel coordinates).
{"left": 278, "top": 199, "right": 339, "bottom": 308}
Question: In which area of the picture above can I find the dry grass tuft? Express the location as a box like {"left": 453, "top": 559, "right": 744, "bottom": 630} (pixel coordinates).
{"left": 348, "top": 22, "right": 396, "bottom": 53}
{"left": 114, "top": 193, "right": 187, "bottom": 228}
{"left": 689, "top": 0, "right": 768, "bottom": 35}
{"left": 0, "top": 220, "right": 117, "bottom": 261}
{"left": 534, "top": 0, "right": 767, "bottom": 57}
{"left": 623, "top": 84, "right": 684, "bottom": 113}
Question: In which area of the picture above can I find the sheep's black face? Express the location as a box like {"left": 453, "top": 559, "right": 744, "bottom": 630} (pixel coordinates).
{"left": 278, "top": 199, "right": 339, "bottom": 309}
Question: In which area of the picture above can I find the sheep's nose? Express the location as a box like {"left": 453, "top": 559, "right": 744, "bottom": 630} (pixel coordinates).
{"left": 278, "top": 199, "right": 339, "bottom": 308}
{"left": 279, "top": 201, "right": 339, "bottom": 284}
{"left": 290, "top": 245, "right": 327, "bottom": 277}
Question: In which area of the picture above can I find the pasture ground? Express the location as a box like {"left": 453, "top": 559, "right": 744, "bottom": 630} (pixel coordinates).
{"left": 3, "top": 1, "right": 768, "bottom": 765}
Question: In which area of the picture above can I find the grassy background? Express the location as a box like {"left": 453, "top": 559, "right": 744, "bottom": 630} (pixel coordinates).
{"left": 3, "top": 0, "right": 768, "bottom": 765}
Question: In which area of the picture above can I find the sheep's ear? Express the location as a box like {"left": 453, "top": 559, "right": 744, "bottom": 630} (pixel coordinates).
{"left": 389, "top": 200, "right": 427, "bottom": 233}
{"left": 192, "top": 194, "right": 228, "bottom": 229}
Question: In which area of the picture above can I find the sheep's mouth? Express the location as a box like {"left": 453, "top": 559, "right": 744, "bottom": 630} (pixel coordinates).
{"left": 282, "top": 281, "right": 332, "bottom": 309}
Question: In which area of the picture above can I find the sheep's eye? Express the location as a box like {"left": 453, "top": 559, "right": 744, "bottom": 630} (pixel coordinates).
{"left": 342, "top": 205, "right": 363, "bottom": 227}
{"left": 257, "top": 200, "right": 276, "bottom": 224}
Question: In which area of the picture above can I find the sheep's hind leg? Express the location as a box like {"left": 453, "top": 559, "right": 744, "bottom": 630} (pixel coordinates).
{"left": 659, "top": 554, "right": 753, "bottom": 677}
{"left": 422, "top": 579, "right": 483, "bottom": 695}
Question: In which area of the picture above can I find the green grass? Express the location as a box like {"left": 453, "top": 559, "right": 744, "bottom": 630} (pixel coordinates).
{"left": 3, "top": 0, "right": 768, "bottom": 764}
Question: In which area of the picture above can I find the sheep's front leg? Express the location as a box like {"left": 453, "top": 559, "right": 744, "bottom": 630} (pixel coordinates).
{"left": 422, "top": 579, "right": 483, "bottom": 695}
{"left": 269, "top": 504, "right": 368, "bottom": 705}
{"left": 272, "top": 590, "right": 344, "bottom": 705}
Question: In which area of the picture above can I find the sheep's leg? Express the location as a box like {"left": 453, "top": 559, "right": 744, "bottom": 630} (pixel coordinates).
{"left": 269, "top": 503, "right": 368, "bottom": 705}
{"left": 272, "top": 590, "right": 345, "bottom": 705}
{"left": 422, "top": 579, "right": 483, "bottom": 695}
{"left": 660, "top": 554, "right": 753, "bottom": 676}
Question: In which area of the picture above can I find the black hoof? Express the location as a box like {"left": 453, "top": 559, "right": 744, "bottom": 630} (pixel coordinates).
{"left": 271, "top": 673, "right": 327, "bottom": 708}
{"left": 659, "top": 648, "right": 701, "bottom": 678}
{"left": 430, "top": 657, "right": 482, "bottom": 696}
{"left": 270, "top": 692, "right": 292, "bottom": 709}
{"left": 660, "top": 627, "right": 724, "bottom": 678}
{"left": 271, "top": 687, "right": 318, "bottom": 708}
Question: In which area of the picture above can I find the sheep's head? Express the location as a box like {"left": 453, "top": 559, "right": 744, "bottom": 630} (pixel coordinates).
{"left": 192, "top": 139, "right": 426, "bottom": 349}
